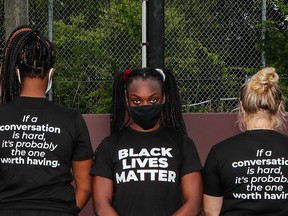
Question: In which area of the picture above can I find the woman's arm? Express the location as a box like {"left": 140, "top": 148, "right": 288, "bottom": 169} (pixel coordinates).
{"left": 203, "top": 194, "right": 223, "bottom": 216}
{"left": 172, "top": 171, "right": 203, "bottom": 216}
{"left": 72, "top": 159, "right": 93, "bottom": 210}
{"left": 92, "top": 176, "right": 119, "bottom": 216}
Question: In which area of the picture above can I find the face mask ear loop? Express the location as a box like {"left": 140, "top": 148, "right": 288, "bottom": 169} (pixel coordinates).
{"left": 45, "top": 68, "right": 54, "bottom": 93}
{"left": 16, "top": 68, "right": 21, "bottom": 84}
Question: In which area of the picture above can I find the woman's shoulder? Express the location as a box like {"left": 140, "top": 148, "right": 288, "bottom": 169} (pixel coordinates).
{"left": 101, "top": 127, "right": 132, "bottom": 144}
{"left": 47, "top": 101, "right": 80, "bottom": 115}
{"left": 211, "top": 130, "right": 288, "bottom": 153}
{"left": 210, "top": 132, "right": 247, "bottom": 151}
{"left": 161, "top": 126, "right": 184, "bottom": 137}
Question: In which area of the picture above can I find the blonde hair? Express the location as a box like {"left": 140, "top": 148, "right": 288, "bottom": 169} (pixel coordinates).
{"left": 238, "top": 67, "right": 286, "bottom": 131}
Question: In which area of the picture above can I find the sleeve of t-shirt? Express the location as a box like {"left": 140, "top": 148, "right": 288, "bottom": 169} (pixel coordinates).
{"left": 180, "top": 136, "right": 203, "bottom": 177}
{"left": 72, "top": 113, "right": 93, "bottom": 161}
{"left": 203, "top": 147, "right": 223, "bottom": 196}
{"left": 89, "top": 137, "right": 114, "bottom": 180}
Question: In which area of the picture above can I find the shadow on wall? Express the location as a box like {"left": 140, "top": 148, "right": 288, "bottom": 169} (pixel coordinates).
{"left": 80, "top": 113, "right": 288, "bottom": 216}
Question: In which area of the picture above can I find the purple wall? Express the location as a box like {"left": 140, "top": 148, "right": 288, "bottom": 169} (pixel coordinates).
{"left": 80, "top": 113, "right": 288, "bottom": 215}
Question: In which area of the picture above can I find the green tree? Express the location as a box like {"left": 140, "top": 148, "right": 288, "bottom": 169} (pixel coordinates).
{"left": 165, "top": 0, "right": 261, "bottom": 112}
{"left": 51, "top": 0, "right": 142, "bottom": 113}
{"left": 257, "top": 0, "right": 288, "bottom": 107}
{"left": 25, "top": 0, "right": 283, "bottom": 113}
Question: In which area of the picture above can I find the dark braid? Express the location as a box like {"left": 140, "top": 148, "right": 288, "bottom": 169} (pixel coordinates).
{"left": 162, "top": 69, "right": 187, "bottom": 135}
{"left": 111, "top": 72, "right": 127, "bottom": 133}
{"left": 111, "top": 68, "right": 187, "bottom": 135}
{"left": 0, "top": 25, "right": 55, "bottom": 104}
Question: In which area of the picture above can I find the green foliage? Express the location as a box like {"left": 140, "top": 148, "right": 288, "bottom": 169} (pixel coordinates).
{"left": 165, "top": 0, "right": 262, "bottom": 112}
{"left": 26, "top": 0, "right": 287, "bottom": 113}
{"left": 52, "top": 16, "right": 114, "bottom": 113}
{"left": 257, "top": 20, "right": 288, "bottom": 75}
{"left": 50, "top": 0, "right": 142, "bottom": 113}
{"left": 85, "top": 81, "right": 113, "bottom": 113}
{"left": 257, "top": 0, "right": 288, "bottom": 108}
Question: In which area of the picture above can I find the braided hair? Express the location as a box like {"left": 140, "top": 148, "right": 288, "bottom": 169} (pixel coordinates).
{"left": 0, "top": 25, "right": 56, "bottom": 104}
{"left": 112, "top": 68, "right": 187, "bottom": 135}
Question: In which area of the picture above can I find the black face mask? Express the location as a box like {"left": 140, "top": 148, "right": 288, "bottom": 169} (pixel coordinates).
{"left": 129, "top": 104, "right": 163, "bottom": 130}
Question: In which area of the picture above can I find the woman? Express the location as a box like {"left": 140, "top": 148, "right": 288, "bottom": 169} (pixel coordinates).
{"left": 90, "top": 68, "right": 203, "bottom": 216}
{"left": 203, "top": 67, "right": 288, "bottom": 216}
{"left": 0, "top": 26, "right": 93, "bottom": 216}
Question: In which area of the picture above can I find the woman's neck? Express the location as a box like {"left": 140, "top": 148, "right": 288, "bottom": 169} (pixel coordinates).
{"left": 245, "top": 111, "right": 274, "bottom": 130}
{"left": 19, "top": 77, "right": 47, "bottom": 98}
{"left": 130, "top": 122, "right": 161, "bottom": 132}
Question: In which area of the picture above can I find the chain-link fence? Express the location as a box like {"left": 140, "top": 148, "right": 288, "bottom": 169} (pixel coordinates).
{"left": 165, "top": 0, "right": 262, "bottom": 112}
{"left": 0, "top": 0, "right": 287, "bottom": 113}
{"left": 0, "top": 0, "right": 4, "bottom": 61}
{"left": 30, "top": 0, "right": 142, "bottom": 113}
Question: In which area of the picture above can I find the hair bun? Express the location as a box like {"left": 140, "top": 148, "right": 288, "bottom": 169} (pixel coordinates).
{"left": 260, "top": 67, "right": 279, "bottom": 85}
{"left": 249, "top": 67, "right": 279, "bottom": 94}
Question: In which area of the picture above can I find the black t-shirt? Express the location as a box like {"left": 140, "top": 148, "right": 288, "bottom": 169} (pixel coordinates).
{"left": 90, "top": 126, "right": 202, "bottom": 216}
{"left": 0, "top": 97, "right": 93, "bottom": 215}
{"left": 203, "top": 129, "right": 288, "bottom": 216}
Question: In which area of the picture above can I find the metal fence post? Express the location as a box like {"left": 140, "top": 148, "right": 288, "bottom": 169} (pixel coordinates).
{"left": 4, "top": 0, "right": 29, "bottom": 40}
{"left": 261, "top": 0, "right": 266, "bottom": 67}
{"left": 48, "top": 0, "right": 53, "bottom": 101}
{"left": 147, "top": 0, "right": 164, "bottom": 68}
{"left": 142, "top": 0, "right": 148, "bottom": 68}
